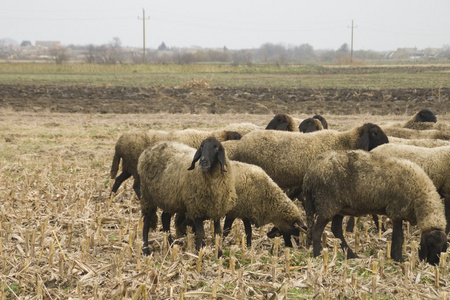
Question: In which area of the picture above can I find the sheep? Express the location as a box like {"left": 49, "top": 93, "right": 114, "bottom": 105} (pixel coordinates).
{"left": 169, "top": 160, "right": 307, "bottom": 247}
{"left": 231, "top": 123, "right": 389, "bottom": 239}
{"left": 230, "top": 123, "right": 389, "bottom": 192}
{"left": 138, "top": 137, "right": 237, "bottom": 255}
{"left": 371, "top": 144, "right": 450, "bottom": 233}
{"left": 403, "top": 108, "right": 437, "bottom": 129}
{"left": 303, "top": 150, "right": 447, "bottom": 265}
{"left": 265, "top": 113, "right": 299, "bottom": 132}
{"left": 388, "top": 136, "right": 450, "bottom": 147}
{"left": 382, "top": 127, "right": 449, "bottom": 140}
{"left": 110, "top": 128, "right": 242, "bottom": 197}
{"left": 312, "top": 114, "right": 329, "bottom": 129}
{"left": 381, "top": 109, "right": 449, "bottom": 140}
{"left": 298, "top": 118, "right": 323, "bottom": 133}
{"left": 222, "top": 161, "right": 306, "bottom": 247}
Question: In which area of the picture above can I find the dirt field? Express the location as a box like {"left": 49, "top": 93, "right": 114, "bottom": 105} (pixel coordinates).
{"left": 0, "top": 83, "right": 449, "bottom": 299}
{"left": 1, "top": 84, "right": 449, "bottom": 115}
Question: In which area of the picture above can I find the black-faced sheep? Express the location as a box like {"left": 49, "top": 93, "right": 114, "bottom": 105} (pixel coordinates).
{"left": 371, "top": 144, "right": 450, "bottom": 233}
{"left": 166, "top": 160, "right": 307, "bottom": 248}
{"left": 265, "top": 113, "right": 298, "bottom": 132}
{"left": 381, "top": 109, "right": 449, "bottom": 140}
{"left": 313, "top": 114, "right": 329, "bottom": 129}
{"left": 138, "top": 137, "right": 237, "bottom": 255}
{"left": 110, "top": 128, "right": 242, "bottom": 198}
{"left": 231, "top": 123, "right": 389, "bottom": 243}
{"left": 303, "top": 150, "right": 447, "bottom": 265}
{"left": 404, "top": 108, "right": 437, "bottom": 129}
{"left": 231, "top": 123, "right": 389, "bottom": 192}
{"left": 298, "top": 118, "right": 323, "bottom": 133}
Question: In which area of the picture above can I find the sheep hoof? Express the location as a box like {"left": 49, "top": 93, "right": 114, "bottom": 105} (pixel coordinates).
{"left": 142, "top": 246, "right": 150, "bottom": 256}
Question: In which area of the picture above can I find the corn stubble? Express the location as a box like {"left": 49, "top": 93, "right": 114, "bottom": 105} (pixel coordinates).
{"left": 0, "top": 112, "right": 449, "bottom": 299}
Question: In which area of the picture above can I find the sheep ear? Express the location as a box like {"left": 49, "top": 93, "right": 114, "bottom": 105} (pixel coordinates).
{"left": 188, "top": 147, "right": 202, "bottom": 170}
{"left": 218, "top": 147, "right": 227, "bottom": 172}
{"left": 356, "top": 130, "right": 370, "bottom": 151}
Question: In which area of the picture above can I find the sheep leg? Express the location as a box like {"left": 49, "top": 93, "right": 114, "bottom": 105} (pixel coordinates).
{"left": 345, "top": 216, "right": 357, "bottom": 233}
{"left": 175, "top": 213, "right": 187, "bottom": 237}
{"left": 311, "top": 215, "right": 330, "bottom": 257}
{"left": 161, "top": 212, "right": 174, "bottom": 245}
{"left": 132, "top": 176, "right": 141, "bottom": 198}
{"left": 371, "top": 214, "right": 386, "bottom": 232}
{"left": 391, "top": 219, "right": 404, "bottom": 262}
{"left": 193, "top": 218, "right": 206, "bottom": 250}
{"left": 242, "top": 219, "right": 252, "bottom": 247}
{"left": 142, "top": 213, "right": 152, "bottom": 256}
{"left": 212, "top": 219, "right": 221, "bottom": 237}
{"left": 331, "top": 215, "right": 358, "bottom": 259}
{"left": 282, "top": 232, "right": 293, "bottom": 248}
{"left": 111, "top": 171, "right": 132, "bottom": 194}
{"left": 223, "top": 217, "right": 235, "bottom": 237}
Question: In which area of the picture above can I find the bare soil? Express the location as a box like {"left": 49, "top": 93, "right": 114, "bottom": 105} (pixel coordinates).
{"left": 1, "top": 84, "right": 448, "bottom": 115}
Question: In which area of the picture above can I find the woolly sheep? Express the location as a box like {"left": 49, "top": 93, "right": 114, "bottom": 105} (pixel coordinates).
{"left": 303, "top": 150, "right": 447, "bottom": 265}
{"left": 403, "top": 109, "right": 437, "bottom": 129}
{"left": 381, "top": 109, "right": 448, "bottom": 140}
{"left": 138, "top": 137, "right": 237, "bottom": 255}
{"left": 222, "top": 161, "right": 306, "bottom": 247}
{"left": 169, "top": 160, "right": 307, "bottom": 247}
{"left": 110, "top": 128, "right": 242, "bottom": 197}
{"left": 230, "top": 123, "right": 389, "bottom": 192}
{"left": 388, "top": 136, "right": 450, "bottom": 147}
{"left": 298, "top": 118, "right": 323, "bottom": 133}
{"left": 312, "top": 114, "right": 329, "bottom": 129}
{"left": 371, "top": 144, "right": 450, "bottom": 233}
{"left": 265, "top": 113, "right": 299, "bottom": 132}
{"left": 232, "top": 123, "right": 388, "bottom": 239}
{"left": 382, "top": 127, "right": 449, "bottom": 140}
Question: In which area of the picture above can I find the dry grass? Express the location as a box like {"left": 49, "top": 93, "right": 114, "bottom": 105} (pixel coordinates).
{"left": 0, "top": 111, "right": 449, "bottom": 299}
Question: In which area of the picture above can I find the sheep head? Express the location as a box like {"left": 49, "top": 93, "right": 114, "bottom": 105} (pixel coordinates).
{"left": 419, "top": 229, "right": 448, "bottom": 265}
{"left": 299, "top": 118, "right": 323, "bottom": 133}
{"left": 188, "top": 137, "right": 227, "bottom": 173}
{"left": 414, "top": 109, "right": 437, "bottom": 123}
{"left": 356, "top": 123, "right": 389, "bottom": 151}
{"left": 225, "top": 131, "right": 242, "bottom": 140}
{"left": 266, "top": 113, "right": 294, "bottom": 131}
{"left": 313, "top": 114, "right": 328, "bottom": 129}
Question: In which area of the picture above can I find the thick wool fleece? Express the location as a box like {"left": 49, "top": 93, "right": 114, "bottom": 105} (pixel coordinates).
{"left": 231, "top": 125, "right": 381, "bottom": 190}
{"left": 303, "top": 150, "right": 446, "bottom": 233}
{"left": 372, "top": 145, "right": 450, "bottom": 199}
{"left": 226, "top": 161, "right": 302, "bottom": 232}
{"left": 138, "top": 141, "right": 237, "bottom": 221}
{"left": 388, "top": 137, "right": 450, "bottom": 147}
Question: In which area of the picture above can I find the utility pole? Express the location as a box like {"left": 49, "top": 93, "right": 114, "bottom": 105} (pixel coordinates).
{"left": 138, "top": 8, "right": 150, "bottom": 63}
{"left": 349, "top": 19, "right": 357, "bottom": 63}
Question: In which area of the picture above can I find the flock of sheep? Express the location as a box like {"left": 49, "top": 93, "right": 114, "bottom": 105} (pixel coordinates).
{"left": 110, "top": 109, "right": 450, "bottom": 266}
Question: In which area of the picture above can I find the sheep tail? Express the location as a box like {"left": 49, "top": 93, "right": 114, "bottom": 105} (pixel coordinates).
{"left": 110, "top": 152, "right": 121, "bottom": 179}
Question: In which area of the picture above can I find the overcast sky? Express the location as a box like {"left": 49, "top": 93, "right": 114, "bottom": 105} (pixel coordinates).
{"left": 1, "top": 0, "right": 449, "bottom": 51}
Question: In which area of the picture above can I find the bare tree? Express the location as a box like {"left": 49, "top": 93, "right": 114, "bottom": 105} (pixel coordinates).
{"left": 48, "top": 46, "right": 69, "bottom": 64}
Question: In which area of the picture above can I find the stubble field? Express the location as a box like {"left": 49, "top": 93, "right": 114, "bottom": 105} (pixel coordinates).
{"left": 0, "top": 63, "right": 449, "bottom": 299}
